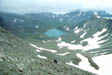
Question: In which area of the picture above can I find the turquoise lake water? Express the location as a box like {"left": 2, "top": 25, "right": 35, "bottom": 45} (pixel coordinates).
{"left": 44, "top": 28, "right": 65, "bottom": 37}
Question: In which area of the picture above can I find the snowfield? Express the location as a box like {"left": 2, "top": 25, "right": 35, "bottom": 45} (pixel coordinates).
{"left": 93, "top": 54, "right": 112, "bottom": 75}
{"left": 57, "top": 28, "right": 108, "bottom": 51}
{"left": 66, "top": 53, "right": 112, "bottom": 75}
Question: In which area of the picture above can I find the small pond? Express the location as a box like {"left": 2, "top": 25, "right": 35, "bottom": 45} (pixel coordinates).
{"left": 44, "top": 28, "right": 65, "bottom": 37}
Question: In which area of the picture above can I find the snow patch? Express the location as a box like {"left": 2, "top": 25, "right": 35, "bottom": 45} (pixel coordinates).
{"left": 37, "top": 55, "right": 47, "bottom": 59}
{"left": 30, "top": 44, "right": 57, "bottom": 53}
{"left": 94, "top": 12, "right": 101, "bottom": 19}
{"left": 103, "top": 17, "right": 112, "bottom": 19}
{"left": 57, "top": 41, "right": 83, "bottom": 50}
{"left": 42, "top": 41, "right": 46, "bottom": 43}
{"left": 64, "top": 26, "right": 70, "bottom": 31}
{"left": 36, "top": 49, "right": 41, "bottom": 52}
{"left": 96, "top": 15, "right": 101, "bottom": 18}
{"left": 57, "top": 52, "right": 70, "bottom": 56}
{"left": 71, "top": 40, "right": 76, "bottom": 43}
{"left": 56, "top": 37, "right": 62, "bottom": 42}
{"left": 36, "top": 25, "right": 39, "bottom": 28}
{"left": 74, "top": 28, "right": 83, "bottom": 33}
{"left": 80, "top": 32, "right": 87, "bottom": 38}
{"left": 74, "top": 26, "right": 78, "bottom": 30}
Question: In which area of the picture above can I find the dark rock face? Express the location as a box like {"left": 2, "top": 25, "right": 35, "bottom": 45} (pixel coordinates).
{"left": 72, "top": 57, "right": 81, "bottom": 65}
{"left": 53, "top": 59, "right": 58, "bottom": 64}
{"left": 88, "top": 59, "right": 99, "bottom": 70}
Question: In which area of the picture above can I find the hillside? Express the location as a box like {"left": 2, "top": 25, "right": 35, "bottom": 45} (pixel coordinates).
{"left": 0, "top": 25, "right": 96, "bottom": 75}
{"left": 1, "top": 10, "right": 112, "bottom": 39}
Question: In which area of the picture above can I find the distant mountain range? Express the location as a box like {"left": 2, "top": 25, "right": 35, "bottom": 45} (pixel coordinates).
{"left": 0, "top": 10, "right": 112, "bottom": 39}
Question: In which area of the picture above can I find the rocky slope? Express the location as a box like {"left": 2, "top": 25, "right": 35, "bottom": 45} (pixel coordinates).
{"left": 0, "top": 26, "right": 96, "bottom": 75}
